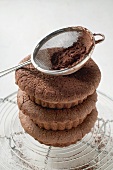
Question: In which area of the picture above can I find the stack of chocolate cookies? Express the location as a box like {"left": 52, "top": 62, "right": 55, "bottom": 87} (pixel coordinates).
{"left": 15, "top": 55, "right": 101, "bottom": 147}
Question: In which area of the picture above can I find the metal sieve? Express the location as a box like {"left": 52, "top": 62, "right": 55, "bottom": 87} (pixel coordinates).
{"left": 0, "top": 26, "right": 105, "bottom": 77}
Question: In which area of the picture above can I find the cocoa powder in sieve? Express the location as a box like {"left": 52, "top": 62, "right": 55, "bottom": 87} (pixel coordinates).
{"left": 51, "top": 37, "right": 86, "bottom": 70}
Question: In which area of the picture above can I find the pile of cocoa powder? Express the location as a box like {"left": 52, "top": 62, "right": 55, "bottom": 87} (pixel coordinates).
{"left": 51, "top": 37, "right": 86, "bottom": 70}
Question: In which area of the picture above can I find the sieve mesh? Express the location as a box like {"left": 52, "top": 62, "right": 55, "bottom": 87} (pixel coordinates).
{"left": 34, "top": 31, "right": 81, "bottom": 70}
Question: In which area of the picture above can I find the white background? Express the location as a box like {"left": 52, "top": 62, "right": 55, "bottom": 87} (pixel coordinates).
{"left": 0, "top": 0, "right": 113, "bottom": 99}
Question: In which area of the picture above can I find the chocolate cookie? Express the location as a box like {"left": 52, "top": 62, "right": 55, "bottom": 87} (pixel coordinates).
{"left": 17, "top": 89, "right": 97, "bottom": 130}
{"left": 15, "top": 53, "right": 101, "bottom": 109}
{"left": 19, "top": 108, "right": 98, "bottom": 147}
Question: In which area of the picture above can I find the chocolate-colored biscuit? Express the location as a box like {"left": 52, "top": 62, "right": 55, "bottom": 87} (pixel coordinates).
{"left": 19, "top": 108, "right": 98, "bottom": 147}
{"left": 15, "top": 53, "right": 101, "bottom": 109}
{"left": 17, "top": 89, "right": 97, "bottom": 130}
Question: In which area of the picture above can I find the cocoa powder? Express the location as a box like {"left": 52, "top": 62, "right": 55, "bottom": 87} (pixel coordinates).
{"left": 51, "top": 37, "right": 86, "bottom": 70}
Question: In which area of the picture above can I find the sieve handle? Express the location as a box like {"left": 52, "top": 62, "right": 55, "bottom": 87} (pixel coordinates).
{"left": 93, "top": 33, "right": 105, "bottom": 44}
{"left": 0, "top": 59, "right": 31, "bottom": 78}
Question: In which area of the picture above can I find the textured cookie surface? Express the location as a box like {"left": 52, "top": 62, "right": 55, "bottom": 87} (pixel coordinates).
{"left": 15, "top": 54, "right": 101, "bottom": 108}
{"left": 19, "top": 108, "right": 98, "bottom": 147}
{"left": 17, "top": 89, "right": 97, "bottom": 130}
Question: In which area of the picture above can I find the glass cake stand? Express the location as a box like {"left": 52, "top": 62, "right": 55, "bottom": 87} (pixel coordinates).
{"left": 0, "top": 91, "right": 113, "bottom": 170}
